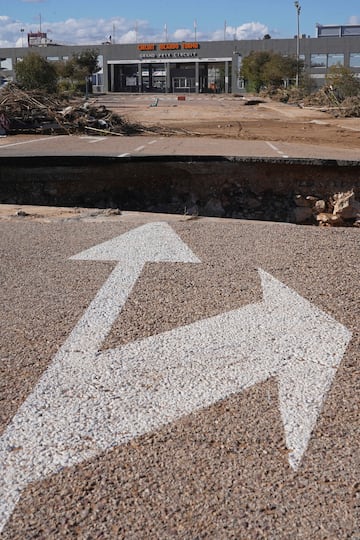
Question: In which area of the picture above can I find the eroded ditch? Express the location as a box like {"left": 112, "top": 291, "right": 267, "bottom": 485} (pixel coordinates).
{"left": 0, "top": 155, "right": 359, "bottom": 225}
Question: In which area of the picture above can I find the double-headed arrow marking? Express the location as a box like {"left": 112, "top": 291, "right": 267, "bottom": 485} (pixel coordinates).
{"left": 0, "top": 222, "right": 352, "bottom": 532}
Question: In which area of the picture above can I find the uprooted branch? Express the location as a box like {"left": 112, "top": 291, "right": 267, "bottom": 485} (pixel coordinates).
{"left": 0, "top": 84, "right": 189, "bottom": 136}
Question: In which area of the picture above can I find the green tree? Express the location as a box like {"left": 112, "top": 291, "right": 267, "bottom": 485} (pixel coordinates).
{"left": 15, "top": 52, "right": 58, "bottom": 92}
{"left": 241, "top": 51, "right": 271, "bottom": 92}
{"left": 263, "top": 54, "right": 298, "bottom": 86}
{"left": 55, "top": 50, "right": 101, "bottom": 95}
{"left": 73, "top": 49, "right": 101, "bottom": 97}
{"left": 55, "top": 58, "right": 80, "bottom": 92}
{"left": 325, "top": 64, "right": 360, "bottom": 100}
{"left": 241, "top": 51, "right": 299, "bottom": 92}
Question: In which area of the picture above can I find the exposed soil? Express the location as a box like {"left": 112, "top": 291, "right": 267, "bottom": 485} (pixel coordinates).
{"left": 95, "top": 94, "right": 360, "bottom": 149}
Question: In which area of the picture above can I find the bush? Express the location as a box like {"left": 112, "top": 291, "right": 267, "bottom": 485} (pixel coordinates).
{"left": 325, "top": 65, "right": 360, "bottom": 100}
{"left": 15, "top": 52, "right": 58, "bottom": 93}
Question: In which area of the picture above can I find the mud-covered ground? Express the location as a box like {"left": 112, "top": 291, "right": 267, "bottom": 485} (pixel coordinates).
{"left": 94, "top": 93, "right": 360, "bottom": 149}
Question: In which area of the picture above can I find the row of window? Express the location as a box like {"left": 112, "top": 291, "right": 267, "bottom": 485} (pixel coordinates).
{"left": 0, "top": 55, "right": 103, "bottom": 70}
{"left": 310, "top": 52, "right": 360, "bottom": 68}
{"left": 2, "top": 53, "right": 360, "bottom": 72}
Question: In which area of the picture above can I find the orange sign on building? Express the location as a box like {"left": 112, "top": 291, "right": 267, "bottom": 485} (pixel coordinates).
{"left": 138, "top": 44, "right": 155, "bottom": 51}
{"left": 159, "top": 43, "right": 180, "bottom": 50}
{"left": 183, "top": 42, "right": 199, "bottom": 49}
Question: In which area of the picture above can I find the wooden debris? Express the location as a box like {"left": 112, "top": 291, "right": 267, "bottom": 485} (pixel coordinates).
{"left": 316, "top": 213, "right": 343, "bottom": 227}
{"left": 0, "top": 84, "right": 183, "bottom": 136}
{"left": 332, "top": 189, "right": 360, "bottom": 220}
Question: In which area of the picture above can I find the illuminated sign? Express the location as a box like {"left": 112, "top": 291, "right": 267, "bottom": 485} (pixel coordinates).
{"left": 138, "top": 42, "right": 200, "bottom": 59}
{"left": 159, "top": 43, "right": 180, "bottom": 50}
{"left": 183, "top": 42, "right": 199, "bottom": 49}
{"left": 138, "top": 44, "right": 155, "bottom": 51}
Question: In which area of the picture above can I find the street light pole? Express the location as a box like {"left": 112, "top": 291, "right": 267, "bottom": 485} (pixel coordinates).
{"left": 294, "top": 1, "right": 301, "bottom": 87}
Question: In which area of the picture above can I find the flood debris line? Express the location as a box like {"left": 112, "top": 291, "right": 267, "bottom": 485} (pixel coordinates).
{"left": 260, "top": 85, "right": 360, "bottom": 117}
{"left": 303, "top": 90, "right": 360, "bottom": 118}
{"left": 0, "top": 84, "right": 180, "bottom": 136}
{"left": 294, "top": 189, "right": 360, "bottom": 227}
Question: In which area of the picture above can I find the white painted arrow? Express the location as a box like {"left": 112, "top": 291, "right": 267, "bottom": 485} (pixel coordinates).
{"left": 0, "top": 221, "right": 200, "bottom": 532}
{"left": 64, "top": 220, "right": 200, "bottom": 356}
{"left": 0, "top": 226, "right": 352, "bottom": 533}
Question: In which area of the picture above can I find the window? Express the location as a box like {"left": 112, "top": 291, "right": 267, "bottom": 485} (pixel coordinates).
{"left": 317, "top": 26, "right": 340, "bottom": 37}
{"left": 350, "top": 53, "right": 360, "bottom": 68}
{"left": 0, "top": 58, "right": 13, "bottom": 70}
{"left": 311, "top": 54, "right": 326, "bottom": 68}
{"left": 92, "top": 73, "right": 104, "bottom": 85}
{"left": 343, "top": 26, "right": 360, "bottom": 36}
{"left": 327, "top": 53, "right": 344, "bottom": 67}
{"left": 299, "top": 53, "right": 306, "bottom": 68}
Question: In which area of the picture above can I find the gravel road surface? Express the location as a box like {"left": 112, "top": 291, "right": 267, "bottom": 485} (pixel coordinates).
{"left": 1, "top": 210, "right": 359, "bottom": 539}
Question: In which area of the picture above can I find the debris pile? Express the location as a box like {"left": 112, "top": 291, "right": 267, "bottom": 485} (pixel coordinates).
{"left": 293, "top": 189, "right": 360, "bottom": 227}
{"left": 335, "top": 96, "right": 360, "bottom": 118}
{"left": 260, "top": 85, "right": 360, "bottom": 117}
{"left": 299, "top": 86, "right": 338, "bottom": 109}
{"left": 259, "top": 86, "right": 305, "bottom": 104}
{"left": 300, "top": 87, "right": 360, "bottom": 117}
{"left": 0, "top": 84, "right": 174, "bottom": 136}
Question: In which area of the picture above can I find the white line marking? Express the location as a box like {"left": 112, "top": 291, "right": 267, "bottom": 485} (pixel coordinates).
{"left": 118, "top": 152, "right": 130, "bottom": 157}
{"left": 148, "top": 140, "right": 158, "bottom": 145}
{"left": 79, "top": 136, "right": 106, "bottom": 144}
{"left": 89, "top": 137, "right": 106, "bottom": 144}
{"left": 0, "top": 135, "right": 65, "bottom": 149}
{"left": 266, "top": 141, "right": 282, "bottom": 154}
{"left": 134, "top": 145, "right": 145, "bottom": 152}
{"left": 266, "top": 141, "right": 290, "bottom": 158}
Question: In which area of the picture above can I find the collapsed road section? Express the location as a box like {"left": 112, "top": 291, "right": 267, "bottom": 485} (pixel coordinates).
{"left": 0, "top": 155, "right": 359, "bottom": 225}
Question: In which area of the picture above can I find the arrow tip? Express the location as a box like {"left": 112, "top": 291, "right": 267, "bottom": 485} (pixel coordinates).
{"left": 70, "top": 222, "right": 201, "bottom": 264}
{"left": 258, "top": 268, "right": 352, "bottom": 470}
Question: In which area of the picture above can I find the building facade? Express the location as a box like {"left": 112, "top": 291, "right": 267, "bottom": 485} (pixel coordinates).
{"left": 1, "top": 25, "right": 360, "bottom": 94}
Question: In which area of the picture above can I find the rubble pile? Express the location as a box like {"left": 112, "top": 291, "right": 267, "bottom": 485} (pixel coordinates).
{"left": 259, "top": 86, "right": 305, "bottom": 104}
{"left": 334, "top": 96, "right": 360, "bottom": 118}
{"left": 301, "top": 86, "right": 341, "bottom": 108}
{"left": 0, "top": 84, "right": 169, "bottom": 135}
{"left": 293, "top": 189, "right": 360, "bottom": 227}
{"left": 300, "top": 87, "right": 360, "bottom": 117}
{"left": 253, "top": 85, "right": 360, "bottom": 117}
{"left": 176, "top": 189, "right": 360, "bottom": 226}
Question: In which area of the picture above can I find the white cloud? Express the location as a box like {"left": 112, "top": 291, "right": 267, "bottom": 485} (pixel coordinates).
{"left": 235, "top": 22, "right": 269, "bottom": 40}
{"left": 0, "top": 15, "right": 272, "bottom": 48}
{"left": 0, "top": 16, "right": 26, "bottom": 48}
{"left": 173, "top": 28, "right": 194, "bottom": 41}
{"left": 348, "top": 15, "right": 360, "bottom": 25}
{"left": 118, "top": 30, "right": 137, "bottom": 44}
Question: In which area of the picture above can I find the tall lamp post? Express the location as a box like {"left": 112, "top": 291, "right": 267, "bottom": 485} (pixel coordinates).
{"left": 294, "top": 1, "right": 301, "bottom": 86}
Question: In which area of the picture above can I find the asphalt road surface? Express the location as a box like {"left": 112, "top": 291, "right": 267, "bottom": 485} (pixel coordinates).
{"left": 1, "top": 133, "right": 360, "bottom": 161}
{"left": 1, "top": 211, "right": 359, "bottom": 539}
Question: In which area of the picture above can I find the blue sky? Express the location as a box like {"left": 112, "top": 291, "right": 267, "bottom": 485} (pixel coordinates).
{"left": 0, "top": 0, "right": 359, "bottom": 47}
